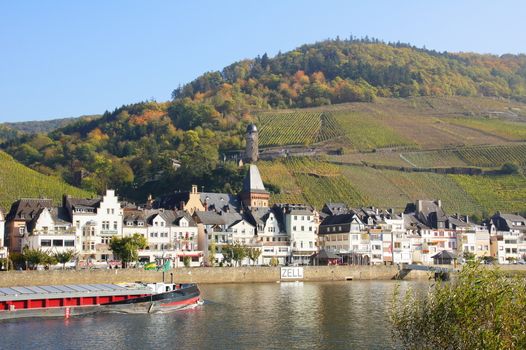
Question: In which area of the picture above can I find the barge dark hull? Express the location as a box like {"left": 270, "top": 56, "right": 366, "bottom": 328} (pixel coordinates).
{"left": 0, "top": 284, "right": 201, "bottom": 320}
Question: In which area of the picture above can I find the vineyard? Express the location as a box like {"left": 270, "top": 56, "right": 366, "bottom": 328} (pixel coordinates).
{"left": 258, "top": 156, "right": 526, "bottom": 215}
{"left": 257, "top": 111, "right": 344, "bottom": 146}
{"left": 451, "top": 174, "right": 526, "bottom": 213}
{"left": 339, "top": 165, "right": 483, "bottom": 214}
{"left": 445, "top": 117, "right": 526, "bottom": 141}
{"left": 0, "top": 151, "right": 93, "bottom": 210}
{"left": 258, "top": 158, "right": 364, "bottom": 208}
{"left": 329, "top": 110, "right": 415, "bottom": 151}
{"left": 401, "top": 143, "right": 526, "bottom": 168}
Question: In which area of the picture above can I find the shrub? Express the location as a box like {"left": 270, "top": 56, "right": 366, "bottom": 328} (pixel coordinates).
{"left": 390, "top": 263, "right": 526, "bottom": 349}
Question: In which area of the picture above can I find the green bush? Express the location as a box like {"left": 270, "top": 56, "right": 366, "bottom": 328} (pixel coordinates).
{"left": 390, "top": 263, "right": 526, "bottom": 349}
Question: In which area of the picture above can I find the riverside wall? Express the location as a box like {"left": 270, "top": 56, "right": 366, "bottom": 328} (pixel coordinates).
{"left": 0, "top": 265, "right": 432, "bottom": 287}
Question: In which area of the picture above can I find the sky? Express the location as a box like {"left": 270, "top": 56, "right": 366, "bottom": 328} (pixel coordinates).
{"left": 1, "top": 0, "right": 525, "bottom": 122}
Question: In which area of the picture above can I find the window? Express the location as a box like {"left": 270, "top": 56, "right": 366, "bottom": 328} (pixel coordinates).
{"left": 107, "top": 209, "right": 110, "bottom": 214}
{"left": 19, "top": 226, "right": 25, "bottom": 235}
{"left": 293, "top": 226, "right": 297, "bottom": 231}
{"left": 113, "top": 221, "right": 118, "bottom": 230}
{"left": 53, "top": 239, "right": 63, "bottom": 247}
{"left": 300, "top": 241, "right": 304, "bottom": 248}
{"left": 294, "top": 216, "right": 297, "bottom": 220}
{"left": 90, "top": 242, "right": 95, "bottom": 250}
{"left": 111, "top": 209, "right": 115, "bottom": 215}
{"left": 138, "top": 222, "right": 144, "bottom": 226}
{"left": 102, "top": 221, "right": 109, "bottom": 230}
{"left": 309, "top": 226, "right": 312, "bottom": 232}
{"left": 309, "top": 241, "right": 313, "bottom": 248}
{"left": 41, "top": 239, "right": 51, "bottom": 247}
{"left": 76, "top": 221, "right": 80, "bottom": 229}
{"left": 64, "top": 240, "right": 74, "bottom": 247}
{"left": 301, "top": 226, "right": 305, "bottom": 231}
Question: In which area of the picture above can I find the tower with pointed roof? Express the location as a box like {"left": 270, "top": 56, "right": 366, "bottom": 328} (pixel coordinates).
{"left": 244, "top": 124, "right": 258, "bottom": 163}
{"left": 240, "top": 164, "right": 269, "bottom": 208}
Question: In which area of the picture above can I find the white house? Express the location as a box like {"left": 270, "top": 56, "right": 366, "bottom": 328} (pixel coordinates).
{"left": 275, "top": 204, "right": 317, "bottom": 265}
{"left": 248, "top": 207, "right": 290, "bottom": 265}
{"left": 122, "top": 209, "right": 202, "bottom": 267}
{"left": 65, "top": 189, "right": 123, "bottom": 262}
{"left": 22, "top": 207, "right": 76, "bottom": 254}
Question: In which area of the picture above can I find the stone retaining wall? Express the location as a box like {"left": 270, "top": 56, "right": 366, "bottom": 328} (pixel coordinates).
{"left": 0, "top": 265, "right": 432, "bottom": 287}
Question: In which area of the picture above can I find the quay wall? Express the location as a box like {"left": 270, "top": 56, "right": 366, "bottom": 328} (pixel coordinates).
{"left": 0, "top": 266, "right": 431, "bottom": 287}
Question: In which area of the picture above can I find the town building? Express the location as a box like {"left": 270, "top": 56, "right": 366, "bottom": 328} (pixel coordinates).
{"left": 274, "top": 204, "right": 317, "bottom": 265}
{"left": 21, "top": 207, "right": 76, "bottom": 254}
{"left": 5, "top": 198, "right": 53, "bottom": 253}
{"left": 240, "top": 164, "right": 269, "bottom": 208}
{"left": 487, "top": 213, "right": 526, "bottom": 264}
{"left": 64, "top": 190, "right": 123, "bottom": 263}
{"left": 122, "top": 208, "right": 202, "bottom": 267}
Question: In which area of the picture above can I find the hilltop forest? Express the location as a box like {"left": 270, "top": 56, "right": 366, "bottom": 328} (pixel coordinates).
{"left": 2, "top": 38, "right": 526, "bottom": 214}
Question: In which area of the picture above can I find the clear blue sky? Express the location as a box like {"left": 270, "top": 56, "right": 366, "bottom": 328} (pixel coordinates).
{"left": 1, "top": 0, "right": 525, "bottom": 122}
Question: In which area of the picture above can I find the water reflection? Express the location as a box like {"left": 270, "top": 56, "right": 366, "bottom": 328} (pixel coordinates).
{"left": 1, "top": 281, "right": 427, "bottom": 350}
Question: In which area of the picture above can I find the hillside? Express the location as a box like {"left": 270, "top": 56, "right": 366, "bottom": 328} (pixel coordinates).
{"left": 2, "top": 114, "right": 101, "bottom": 134}
{"left": 0, "top": 150, "right": 94, "bottom": 210}
{"left": 258, "top": 157, "right": 526, "bottom": 217}
{"left": 1, "top": 38, "right": 526, "bottom": 215}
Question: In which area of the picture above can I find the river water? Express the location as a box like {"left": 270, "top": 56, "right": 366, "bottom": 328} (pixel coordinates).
{"left": 1, "top": 281, "right": 426, "bottom": 349}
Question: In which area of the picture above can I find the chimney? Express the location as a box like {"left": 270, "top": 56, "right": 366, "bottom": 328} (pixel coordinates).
{"left": 465, "top": 215, "right": 469, "bottom": 224}
{"left": 417, "top": 200, "right": 423, "bottom": 213}
{"left": 179, "top": 201, "right": 185, "bottom": 210}
{"left": 191, "top": 185, "right": 197, "bottom": 194}
{"left": 437, "top": 199, "right": 442, "bottom": 208}
{"left": 204, "top": 202, "right": 209, "bottom": 211}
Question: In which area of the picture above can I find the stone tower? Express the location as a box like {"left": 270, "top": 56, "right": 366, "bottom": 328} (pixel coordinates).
{"left": 244, "top": 124, "right": 258, "bottom": 163}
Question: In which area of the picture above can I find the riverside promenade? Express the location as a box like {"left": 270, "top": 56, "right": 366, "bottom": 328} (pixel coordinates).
{"left": 0, "top": 265, "right": 433, "bottom": 287}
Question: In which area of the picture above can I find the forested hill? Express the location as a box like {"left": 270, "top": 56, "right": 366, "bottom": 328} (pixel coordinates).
{"left": 173, "top": 38, "right": 526, "bottom": 110}
{"left": 2, "top": 38, "right": 526, "bottom": 209}
{"left": 2, "top": 114, "right": 101, "bottom": 134}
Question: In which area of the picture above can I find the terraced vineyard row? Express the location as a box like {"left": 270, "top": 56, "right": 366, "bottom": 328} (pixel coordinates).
{"left": 0, "top": 150, "right": 93, "bottom": 210}
{"left": 259, "top": 157, "right": 526, "bottom": 215}
{"left": 402, "top": 143, "right": 526, "bottom": 168}
{"left": 340, "top": 165, "right": 483, "bottom": 214}
{"left": 257, "top": 111, "right": 344, "bottom": 146}
{"left": 451, "top": 174, "right": 526, "bottom": 213}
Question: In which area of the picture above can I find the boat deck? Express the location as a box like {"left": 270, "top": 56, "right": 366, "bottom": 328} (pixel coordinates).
{"left": 0, "top": 283, "right": 152, "bottom": 302}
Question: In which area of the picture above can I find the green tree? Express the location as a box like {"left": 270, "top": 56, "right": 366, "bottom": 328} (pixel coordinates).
{"left": 232, "top": 243, "right": 248, "bottom": 267}
{"left": 500, "top": 162, "right": 522, "bottom": 175}
{"left": 462, "top": 251, "right": 476, "bottom": 263}
{"left": 208, "top": 240, "right": 217, "bottom": 267}
{"left": 247, "top": 247, "right": 262, "bottom": 266}
{"left": 391, "top": 263, "right": 526, "bottom": 349}
{"left": 269, "top": 257, "right": 279, "bottom": 267}
{"left": 222, "top": 244, "right": 234, "bottom": 266}
{"left": 54, "top": 250, "right": 77, "bottom": 269}
{"left": 110, "top": 234, "right": 147, "bottom": 268}
{"left": 23, "top": 248, "right": 49, "bottom": 270}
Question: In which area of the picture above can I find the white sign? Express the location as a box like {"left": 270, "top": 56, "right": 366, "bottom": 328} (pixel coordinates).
{"left": 280, "top": 267, "right": 304, "bottom": 279}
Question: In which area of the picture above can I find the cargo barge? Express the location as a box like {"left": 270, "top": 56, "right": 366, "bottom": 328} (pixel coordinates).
{"left": 0, "top": 282, "right": 201, "bottom": 320}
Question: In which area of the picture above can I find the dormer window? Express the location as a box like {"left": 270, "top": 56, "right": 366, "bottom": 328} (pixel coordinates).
{"left": 138, "top": 222, "right": 144, "bottom": 227}
{"left": 126, "top": 221, "right": 133, "bottom": 226}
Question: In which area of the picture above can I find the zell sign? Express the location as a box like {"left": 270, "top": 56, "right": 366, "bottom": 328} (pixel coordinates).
{"left": 280, "top": 267, "right": 304, "bottom": 279}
